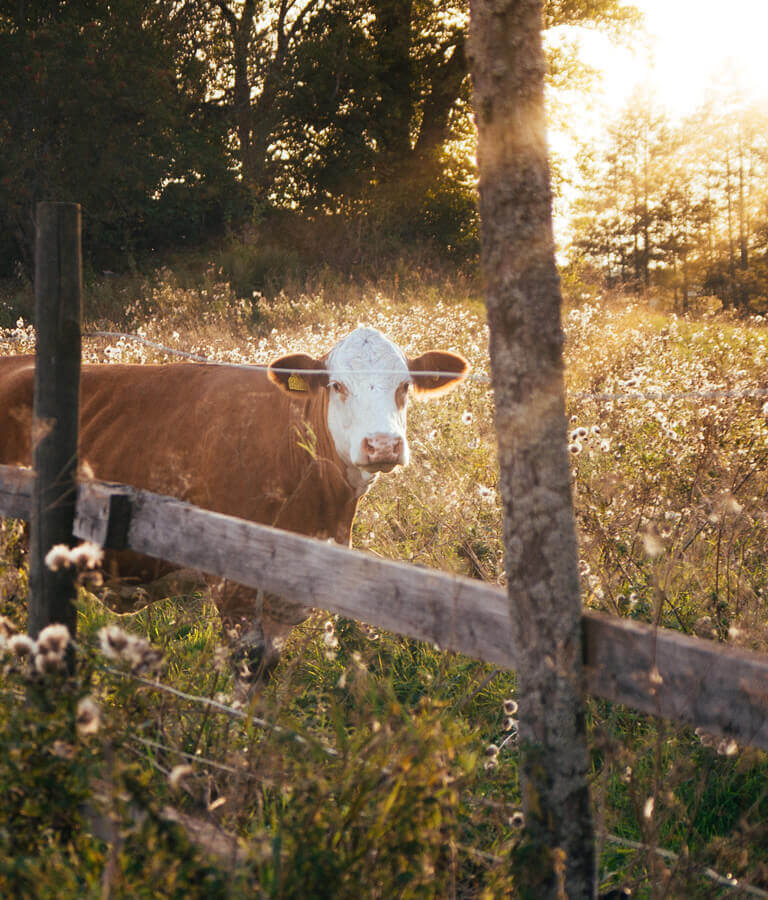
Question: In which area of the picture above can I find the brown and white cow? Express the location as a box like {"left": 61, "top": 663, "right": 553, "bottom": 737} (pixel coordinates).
{"left": 0, "top": 327, "right": 468, "bottom": 679}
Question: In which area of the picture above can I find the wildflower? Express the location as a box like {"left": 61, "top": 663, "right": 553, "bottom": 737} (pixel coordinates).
{"left": 717, "top": 738, "right": 738, "bottom": 757}
{"left": 461, "top": 410, "right": 473, "bottom": 425}
{"left": 98, "top": 625, "right": 132, "bottom": 659}
{"left": 477, "top": 485, "right": 496, "bottom": 503}
{"left": 568, "top": 441, "right": 582, "bottom": 456}
{"left": 69, "top": 541, "right": 104, "bottom": 570}
{"left": 502, "top": 716, "right": 518, "bottom": 732}
{"left": 575, "top": 426, "right": 588, "bottom": 439}
{"left": 45, "top": 544, "right": 73, "bottom": 571}
{"left": 35, "top": 648, "right": 66, "bottom": 675}
{"left": 168, "top": 764, "right": 195, "bottom": 791}
{"left": 643, "top": 796, "right": 655, "bottom": 820}
{"left": 124, "top": 638, "right": 164, "bottom": 674}
{"left": 484, "top": 743, "right": 499, "bottom": 758}
{"left": 323, "top": 620, "right": 339, "bottom": 659}
{"left": 641, "top": 527, "right": 664, "bottom": 558}
{"left": 509, "top": 811, "right": 525, "bottom": 829}
{"left": 8, "top": 634, "right": 36, "bottom": 660}
{"left": 695, "top": 727, "right": 718, "bottom": 749}
{"left": 76, "top": 696, "right": 102, "bottom": 736}
{"left": 591, "top": 425, "right": 601, "bottom": 436}
{"left": 37, "top": 623, "right": 70, "bottom": 657}
{"left": 484, "top": 758, "right": 498, "bottom": 772}
{"left": 503, "top": 698, "right": 518, "bottom": 715}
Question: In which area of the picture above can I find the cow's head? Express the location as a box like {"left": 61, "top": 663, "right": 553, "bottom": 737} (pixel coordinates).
{"left": 268, "top": 327, "right": 469, "bottom": 480}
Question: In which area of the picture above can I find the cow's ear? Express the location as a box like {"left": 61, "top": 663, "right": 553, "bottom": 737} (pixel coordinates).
{"left": 408, "top": 351, "right": 470, "bottom": 397}
{"left": 268, "top": 353, "right": 328, "bottom": 394}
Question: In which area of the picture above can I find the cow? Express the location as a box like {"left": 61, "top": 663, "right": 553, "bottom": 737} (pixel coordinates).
{"left": 0, "top": 327, "right": 469, "bottom": 682}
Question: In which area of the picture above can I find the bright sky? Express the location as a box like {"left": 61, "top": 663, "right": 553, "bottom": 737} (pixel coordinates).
{"left": 550, "top": 0, "right": 768, "bottom": 245}
{"left": 576, "top": 0, "right": 768, "bottom": 121}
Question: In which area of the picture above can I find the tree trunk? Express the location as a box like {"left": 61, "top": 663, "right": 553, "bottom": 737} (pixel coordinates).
{"left": 468, "top": 2, "right": 596, "bottom": 898}
{"left": 726, "top": 152, "right": 736, "bottom": 308}
{"left": 737, "top": 132, "right": 749, "bottom": 309}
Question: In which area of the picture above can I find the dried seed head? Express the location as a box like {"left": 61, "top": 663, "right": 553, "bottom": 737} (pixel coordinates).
{"left": 37, "top": 623, "right": 70, "bottom": 656}
{"left": 8, "top": 634, "right": 36, "bottom": 659}
{"left": 509, "top": 810, "right": 525, "bottom": 829}
{"left": 503, "top": 698, "right": 518, "bottom": 715}
{"left": 45, "top": 544, "right": 72, "bottom": 571}
{"left": 76, "top": 696, "right": 102, "bottom": 736}
{"left": 69, "top": 541, "right": 104, "bottom": 570}
{"left": 717, "top": 738, "right": 738, "bottom": 757}
{"left": 35, "top": 649, "right": 66, "bottom": 675}
{"left": 484, "top": 743, "right": 499, "bottom": 757}
{"left": 98, "top": 625, "right": 132, "bottom": 659}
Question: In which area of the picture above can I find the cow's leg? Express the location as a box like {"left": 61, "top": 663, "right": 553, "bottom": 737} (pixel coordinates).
{"left": 211, "top": 580, "right": 310, "bottom": 687}
{"left": 101, "top": 568, "right": 208, "bottom": 614}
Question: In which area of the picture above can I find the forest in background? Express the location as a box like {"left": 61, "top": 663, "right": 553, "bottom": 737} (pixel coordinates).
{"left": 2, "top": 0, "right": 635, "bottom": 274}
{"left": 2, "top": 0, "right": 767, "bottom": 314}
{"left": 569, "top": 89, "right": 768, "bottom": 314}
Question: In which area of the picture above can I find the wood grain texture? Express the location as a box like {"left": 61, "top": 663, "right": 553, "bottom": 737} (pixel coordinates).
{"left": 2, "top": 465, "right": 767, "bottom": 749}
{"left": 583, "top": 611, "right": 768, "bottom": 749}
{"left": 122, "top": 487, "right": 516, "bottom": 667}
{"left": 29, "top": 202, "right": 82, "bottom": 638}
{"left": 0, "top": 464, "right": 33, "bottom": 519}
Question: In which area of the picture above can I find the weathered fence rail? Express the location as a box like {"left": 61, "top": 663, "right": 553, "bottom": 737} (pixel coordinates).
{"left": 2, "top": 462, "right": 767, "bottom": 750}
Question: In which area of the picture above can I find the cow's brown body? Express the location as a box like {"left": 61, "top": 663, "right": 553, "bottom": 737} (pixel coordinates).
{"left": 0, "top": 330, "right": 468, "bottom": 682}
{"left": 0, "top": 355, "right": 361, "bottom": 674}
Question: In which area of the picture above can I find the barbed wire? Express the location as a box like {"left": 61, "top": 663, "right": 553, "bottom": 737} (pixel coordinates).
{"left": 3, "top": 327, "right": 767, "bottom": 403}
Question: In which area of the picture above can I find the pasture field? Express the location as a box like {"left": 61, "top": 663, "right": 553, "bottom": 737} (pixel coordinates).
{"left": 1, "top": 268, "right": 768, "bottom": 898}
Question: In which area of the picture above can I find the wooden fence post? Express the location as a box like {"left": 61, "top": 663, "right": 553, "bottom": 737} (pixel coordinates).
{"left": 468, "top": 1, "right": 596, "bottom": 897}
{"left": 28, "top": 202, "right": 82, "bottom": 639}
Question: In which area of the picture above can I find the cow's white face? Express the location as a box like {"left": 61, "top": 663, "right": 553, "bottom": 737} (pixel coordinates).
{"left": 269, "top": 327, "right": 469, "bottom": 485}
{"left": 324, "top": 328, "right": 412, "bottom": 476}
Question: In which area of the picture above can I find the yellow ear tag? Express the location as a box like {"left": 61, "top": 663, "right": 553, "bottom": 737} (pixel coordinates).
{"left": 288, "top": 373, "right": 309, "bottom": 392}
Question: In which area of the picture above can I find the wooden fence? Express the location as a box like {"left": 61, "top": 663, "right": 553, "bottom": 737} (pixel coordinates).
{"left": 2, "top": 463, "right": 768, "bottom": 750}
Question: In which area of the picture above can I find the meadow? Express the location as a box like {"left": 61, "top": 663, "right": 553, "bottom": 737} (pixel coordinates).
{"left": 1, "top": 265, "right": 767, "bottom": 898}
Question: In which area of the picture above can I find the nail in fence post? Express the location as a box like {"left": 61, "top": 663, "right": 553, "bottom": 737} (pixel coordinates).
{"left": 28, "top": 202, "right": 82, "bottom": 639}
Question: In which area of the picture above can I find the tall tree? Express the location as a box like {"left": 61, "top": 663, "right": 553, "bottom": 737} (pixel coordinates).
{"left": 469, "top": 0, "right": 595, "bottom": 897}
{"left": 0, "top": 0, "right": 237, "bottom": 273}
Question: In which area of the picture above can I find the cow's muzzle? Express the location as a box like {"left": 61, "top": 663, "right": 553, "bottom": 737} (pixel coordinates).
{"left": 359, "top": 434, "right": 405, "bottom": 470}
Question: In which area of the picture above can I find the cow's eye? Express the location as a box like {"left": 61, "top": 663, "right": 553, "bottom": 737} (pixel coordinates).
{"left": 330, "top": 381, "right": 347, "bottom": 398}
{"left": 396, "top": 381, "right": 410, "bottom": 409}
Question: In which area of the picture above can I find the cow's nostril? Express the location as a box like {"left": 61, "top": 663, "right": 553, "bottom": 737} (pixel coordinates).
{"left": 362, "top": 434, "right": 404, "bottom": 463}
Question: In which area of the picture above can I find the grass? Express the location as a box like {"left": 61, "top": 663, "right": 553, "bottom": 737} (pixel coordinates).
{"left": 1, "top": 262, "right": 768, "bottom": 897}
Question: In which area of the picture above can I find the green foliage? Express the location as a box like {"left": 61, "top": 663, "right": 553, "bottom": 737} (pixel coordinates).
{"left": 0, "top": 0, "right": 240, "bottom": 276}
